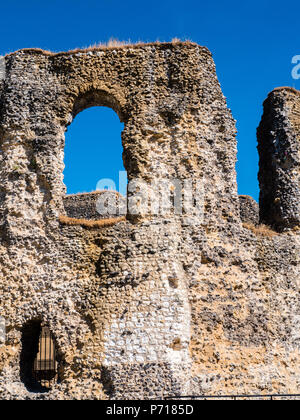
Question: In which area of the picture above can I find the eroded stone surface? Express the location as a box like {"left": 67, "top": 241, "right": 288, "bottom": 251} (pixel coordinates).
{"left": 239, "top": 195, "right": 259, "bottom": 226}
{"left": 258, "top": 88, "right": 300, "bottom": 230}
{"left": 0, "top": 42, "right": 299, "bottom": 400}
{"left": 64, "top": 191, "right": 126, "bottom": 220}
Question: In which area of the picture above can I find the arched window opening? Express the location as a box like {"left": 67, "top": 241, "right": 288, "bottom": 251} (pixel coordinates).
{"left": 63, "top": 106, "right": 126, "bottom": 196}
{"left": 20, "top": 321, "right": 60, "bottom": 392}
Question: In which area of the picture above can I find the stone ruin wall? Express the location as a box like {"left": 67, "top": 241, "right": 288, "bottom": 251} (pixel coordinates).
{"left": 258, "top": 88, "right": 300, "bottom": 230}
{"left": 0, "top": 42, "right": 299, "bottom": 399}
{"left": 238, "top": 195, "right": 259, "bottom": 226}
{"left": 63, "top": 191, "right": 126, "bottom": 221}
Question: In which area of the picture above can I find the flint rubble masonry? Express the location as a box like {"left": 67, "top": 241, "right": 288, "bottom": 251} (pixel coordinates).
{"left": 0, "top": 42, "right": 299, "bottom": 400}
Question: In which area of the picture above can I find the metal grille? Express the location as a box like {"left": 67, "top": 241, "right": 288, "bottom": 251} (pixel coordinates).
{"left": 165, "top": 394, "right": 300, "bottom": 400}
{"left": 33, "top": 326, "right": 57, "bottom": 389}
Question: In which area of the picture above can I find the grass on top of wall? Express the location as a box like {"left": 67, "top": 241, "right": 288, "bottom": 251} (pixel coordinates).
{"left": 242, "top": 222, "right": 278, "bottom": 238}
{"left": 59, "top": 214, "right": 126, "bottom": 228}
{"left": 6, "top": 38, "right": 197, "bottom": 57}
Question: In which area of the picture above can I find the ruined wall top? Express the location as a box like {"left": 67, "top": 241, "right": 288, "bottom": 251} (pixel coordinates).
{"left": 0, "top": 41, "right": 240, "bottom": 237}
{"left": 258, "top": 87, "right": 300, "bottom": 230}
{"left": 0, "top": 43, "right": 299, "bottom": 233}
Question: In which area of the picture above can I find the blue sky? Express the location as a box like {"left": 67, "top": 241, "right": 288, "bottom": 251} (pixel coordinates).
{"left": 1, "top": 0, "right": 299, "bottom": 199}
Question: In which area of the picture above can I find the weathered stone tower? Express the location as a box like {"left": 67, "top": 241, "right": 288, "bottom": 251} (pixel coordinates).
{"left": 258, "top": 87, "right": 300, "bottom": 230}
{"left": 0, "top": 42, "right": 299, "bottom": 400}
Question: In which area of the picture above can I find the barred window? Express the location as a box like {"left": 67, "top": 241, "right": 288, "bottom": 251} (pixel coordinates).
{"left": 33, "top": 326, "right": 58, "bottom": 390}
{"left": 20, "top": 321, "right": 59, "bottom": 392}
